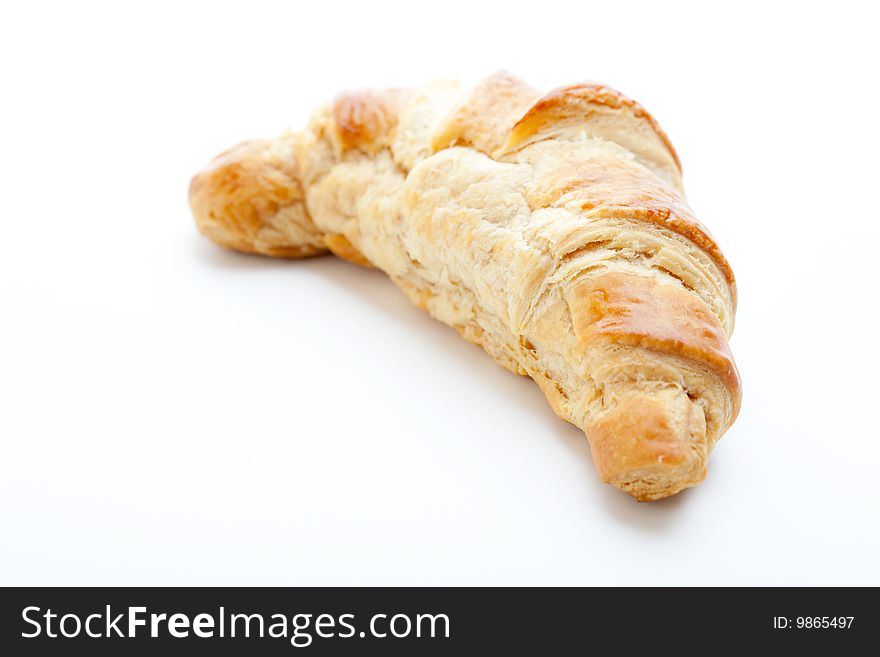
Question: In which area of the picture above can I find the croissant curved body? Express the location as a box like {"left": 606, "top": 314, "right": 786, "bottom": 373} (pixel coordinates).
{"left": 189, "top": 72, "right": 741, "bottom": 501}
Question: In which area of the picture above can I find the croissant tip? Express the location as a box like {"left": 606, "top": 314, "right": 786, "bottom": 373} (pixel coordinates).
{"left": 587, "top": 390, "right": 709, "bottom": 502}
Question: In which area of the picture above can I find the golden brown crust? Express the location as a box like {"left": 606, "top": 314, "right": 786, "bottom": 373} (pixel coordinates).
{"left": 587, "top": 392, "right": 708, "bottom": 501}
{"left": 523, "top": 148, "right": 736, "bottom": 296}
{"left": 189, "top": 73, "right": 741, "bottom": 502}
{"left": 188, "top": 138, "right": 326, "bottom": 257}
{"left": 431, "top": 71, "right": 540, "bottom": 155}
{"left": 566, "top": 272, "right": 741, "bottom": 410}
{"left": 333, "top": 90, "right": 402, "bottom": 154}
{"left": 506, "top": 82, "right": 681, "bottom": 169}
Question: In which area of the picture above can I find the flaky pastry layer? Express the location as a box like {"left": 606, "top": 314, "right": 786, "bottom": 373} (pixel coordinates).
{"left": 189, "top": 73, "right": 741, "bottom": 501}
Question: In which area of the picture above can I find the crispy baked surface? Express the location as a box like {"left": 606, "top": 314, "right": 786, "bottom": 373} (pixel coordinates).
{"left": 189, "top": 72, "right": 741, "bottom": 501}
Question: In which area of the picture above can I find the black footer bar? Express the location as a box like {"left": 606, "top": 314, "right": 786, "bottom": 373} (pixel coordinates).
{"left": 1, "top": 587, "right": 875, "bottom": 654}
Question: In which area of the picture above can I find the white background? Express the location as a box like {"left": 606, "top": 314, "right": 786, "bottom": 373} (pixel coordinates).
{"left": 2, "top": 1, "right": 878, "bottom": 585}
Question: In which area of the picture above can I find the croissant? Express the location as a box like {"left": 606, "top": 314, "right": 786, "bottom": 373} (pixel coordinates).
{"left": 189, "top": 72, "right": 741, "bottom": 501}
